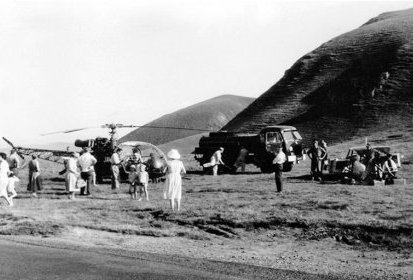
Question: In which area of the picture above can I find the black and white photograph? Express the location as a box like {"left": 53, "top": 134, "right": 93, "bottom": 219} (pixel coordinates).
{"left": 0, "top": 0, "right": 412, "bottom": 279}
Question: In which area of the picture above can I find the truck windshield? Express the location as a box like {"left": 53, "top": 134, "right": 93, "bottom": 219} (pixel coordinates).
{"left": 266, "top": 132, "right": 282, "bottom": 143}
{"left": 292, "top": 131, "right": 302, "bottom": 140}
{"left": 282, "top": 130, "right": 302, "bottom": 146}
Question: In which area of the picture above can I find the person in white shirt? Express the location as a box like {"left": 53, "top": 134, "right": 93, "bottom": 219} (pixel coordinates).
{"left": 77, "top": 147, "right": 97, "bottom": 195}
{"left": 203, "top": 147, "right": 225, "bottom": 176}
{"left": 272, "top": 146, "right": 286, "bottom": 192}
{"left": 65, "top": 152, "right": 80, "bottom": 199}
{"left": 0, "top": 153, "right": 12, "bottom": 206}
{"left": 110, "top": 147, "right": 122, "bottom": 190}
{"left": 7, "top": 172, "right": 19, "bottom": 206}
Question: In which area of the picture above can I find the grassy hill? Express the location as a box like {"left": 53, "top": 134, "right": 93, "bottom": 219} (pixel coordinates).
{"left": 120, "top": 95, "right": 254, "bottom": 145}
{"left": 158, "top": 133, "right": 207, "bottom": 156}
{"left": 223, "top": 8, "right": 413, "bottom": 146}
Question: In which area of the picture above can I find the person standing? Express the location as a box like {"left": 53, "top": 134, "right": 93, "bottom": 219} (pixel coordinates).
{"left": 0, "top": 153, "right": 12, "bottom": 206}
{"left": 6, "top": 172, "right": 19, "bottom": 206}
{"left": 307, "top": 140, "right": 321, "bottom": 180}
{"left": 77, "top": 147, "right": 97, "bottom": 195}
{"left": 131, "top": 148, "right": 142, "bottom": 165}
{"left": 110, "top": 147, "right": 122, "bottom": 190}
{"left": 28, "top": 154, "right": 42, "bottom": 196}
{"left": 273, "top": 146, "right": 286, "bottom": 192}
{"left": 164, "top": 149, "right": 186, "bottom": 212}
{"left": 65, "top": 152, "right": 80, "bottom": 199}
{"left": 233, "top": 146, "right": 248, "bottom": 173}
{"left": 319, "top": 140, "right": 328, "bottom": 180}
{"left": 137, "top": 164, "right": 149, "bottom": 201}
{"left": 8, "top": 149, "right": 20, "bottom": 177}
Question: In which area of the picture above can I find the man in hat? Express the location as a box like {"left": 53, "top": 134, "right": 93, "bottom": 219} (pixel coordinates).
{"left": 110, "top": 147, "right": 123, "bottom": 189}
{"left": 77, "top": 147, "right": 97, "bottom": 195}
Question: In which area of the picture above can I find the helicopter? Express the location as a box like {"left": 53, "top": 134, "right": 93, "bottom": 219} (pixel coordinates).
{"left": 2, "top": 123, "right": 210, "bottom": 183}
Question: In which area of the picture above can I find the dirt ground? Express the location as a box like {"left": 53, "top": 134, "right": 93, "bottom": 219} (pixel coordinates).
{"left": 0, "top": 136, "right": 412, "bottom": 279}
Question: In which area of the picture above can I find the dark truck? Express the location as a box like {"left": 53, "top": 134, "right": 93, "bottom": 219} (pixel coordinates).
{"left": 193, "top": 126, "right": 304, "bottom": 173}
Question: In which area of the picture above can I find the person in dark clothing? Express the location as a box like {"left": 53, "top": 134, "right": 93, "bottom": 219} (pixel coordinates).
{"left": 307, "top": 140, "right": 322, "bottom": 180}
{"left": 272, "top": 147, "right": 286, "bottom": 192}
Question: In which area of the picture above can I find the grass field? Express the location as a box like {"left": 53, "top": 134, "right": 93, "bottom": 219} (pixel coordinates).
{"left": 1, "top": 135, "right": 412, "bottom": 279}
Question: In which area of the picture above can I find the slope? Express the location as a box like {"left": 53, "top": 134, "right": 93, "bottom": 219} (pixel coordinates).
{"left": 223, "top": 8, "right": 413, "bottom": 145}
{"left": 120, "top": 95, "right": 254, "bottom": 145}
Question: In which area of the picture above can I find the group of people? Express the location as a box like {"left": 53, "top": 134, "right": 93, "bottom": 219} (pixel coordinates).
{"left": 343, "top": 143, "right": 398, "bottom": 184}
{"left": 110, "top": 147, "right": 186, "bottom": 211}
{"left": 0, "top": 146, "right": 187, "bottom": 212}
{"left": 203, "top": 146, "right": 249, "bottom": 176}
{"left": 0, "top": 150, "right": 43, "bottom": 206}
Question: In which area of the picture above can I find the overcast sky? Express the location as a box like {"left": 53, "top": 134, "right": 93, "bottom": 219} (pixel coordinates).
{"left": 0, "top": 0, "right": 412, "bottom": 148}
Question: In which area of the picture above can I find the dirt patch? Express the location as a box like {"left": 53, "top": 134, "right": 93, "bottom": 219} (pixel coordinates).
{"left": 301, "top": 222, "right": 413, "bottom": 251}
{"left": 0, "top": 213, "right": 63, "bottom": 237}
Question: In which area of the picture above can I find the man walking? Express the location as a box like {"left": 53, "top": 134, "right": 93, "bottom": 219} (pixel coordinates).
{"left": 77, "top": 147, "right": 97, "bottom": 195}
{"left": 233, "top": 146, "right": 248, "bottom": 173}
{"left": 273, "top": 146, "right": 286, "bottom": 192}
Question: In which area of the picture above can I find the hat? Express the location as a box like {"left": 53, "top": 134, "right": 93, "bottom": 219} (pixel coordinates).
{"left": 219, "top": 147, "right": 224, "bottom": 151}
{"left": 167, "top": 149, "right": 181, "bottom": 160}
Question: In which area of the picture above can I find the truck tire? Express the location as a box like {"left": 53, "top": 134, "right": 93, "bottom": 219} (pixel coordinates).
{"left": 283, "top": 162, "right": 293, "bottom": 172}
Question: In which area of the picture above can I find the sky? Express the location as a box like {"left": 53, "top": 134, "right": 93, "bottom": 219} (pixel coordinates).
{"left": 0, "top": 0, "right": 412, "bottom": 148}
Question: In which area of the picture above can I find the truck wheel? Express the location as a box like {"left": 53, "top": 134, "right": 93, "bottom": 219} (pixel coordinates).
{"left": 283, "top": 162, "right": 293, "bottom": 172}
{"left": 260, "top": 164, "right": 274, "bottom": 173}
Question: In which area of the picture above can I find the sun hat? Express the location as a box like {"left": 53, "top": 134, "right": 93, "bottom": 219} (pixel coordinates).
{"left": 167, "top": 149, "right": 181, "bottom": 160}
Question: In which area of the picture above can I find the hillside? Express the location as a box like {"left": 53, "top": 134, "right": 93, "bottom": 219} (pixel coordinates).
{"left": 120, "top": 95, "right": 254, "bottom": 145}
{"left": 223, "top": 8, "right": 413, "bottom": 145}
{"left": 158, "top": 133, "right": 207, "bottom": 155}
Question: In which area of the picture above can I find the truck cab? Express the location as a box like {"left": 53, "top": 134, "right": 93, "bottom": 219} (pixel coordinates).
{"left": 257, "top": 126, "right": 304, "bottom": 172}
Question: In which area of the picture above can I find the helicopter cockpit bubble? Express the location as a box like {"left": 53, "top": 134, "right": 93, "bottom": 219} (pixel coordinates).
{"left": 74, "top": 139, "right": 95, "bottom": 148}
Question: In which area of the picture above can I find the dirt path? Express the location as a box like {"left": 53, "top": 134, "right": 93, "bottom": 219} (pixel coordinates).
{"left": 0, "top": 238, "right": 346, "bottom": 280}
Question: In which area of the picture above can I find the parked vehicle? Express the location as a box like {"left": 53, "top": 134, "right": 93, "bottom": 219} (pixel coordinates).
{"left": 193, "top": 126, "right": 304, "bottom": 173}
{"left": 328, "top": 145, "right": 401, "bottom": 176}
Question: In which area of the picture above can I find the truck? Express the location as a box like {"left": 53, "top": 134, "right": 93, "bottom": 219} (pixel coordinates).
{"left": 193, "top": 126, "right": 304, "bottom": 173}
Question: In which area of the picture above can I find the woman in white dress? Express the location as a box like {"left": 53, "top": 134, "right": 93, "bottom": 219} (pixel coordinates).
{"left": 65, "top": 152, "right": 80, "bottom": 199}
{"left": 0, "top": 153, "right": 12, "bottom": 206}
{"left": 164, "top": 149, "right": 186, "bottom": 212}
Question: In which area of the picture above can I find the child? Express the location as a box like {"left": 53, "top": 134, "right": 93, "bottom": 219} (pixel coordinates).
{"left": 127, "top": 165, "right": 139, "bottom": 199}
{"left": 7, "top": 172, "right": 19, "bottom": 206}
{"left": 137, "top": 164, "right": 149, "bottom": 201}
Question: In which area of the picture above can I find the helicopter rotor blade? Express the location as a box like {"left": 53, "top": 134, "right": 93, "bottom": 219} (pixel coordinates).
{"left": 40, "top": 127, "right": 98, "bottom": 136}
{"left": 117, "top": 125, "right": 212, "bottom": 132}
{"left": 2, "top": 137, "right": 25, "bottom": 159}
